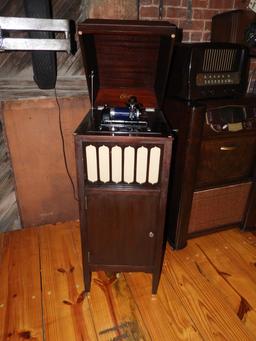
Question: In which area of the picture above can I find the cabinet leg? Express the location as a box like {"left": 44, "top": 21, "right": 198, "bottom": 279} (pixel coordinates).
{"left": 152, "top": 270, "right": 161, "bottom": 295}
{"left": 84, "top": 270, "right": 92, "bottom": 292}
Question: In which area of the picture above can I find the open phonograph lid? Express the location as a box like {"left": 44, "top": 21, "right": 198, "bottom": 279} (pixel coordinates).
{"left": 78, "top": 19, "right": 178, "bottom": 109}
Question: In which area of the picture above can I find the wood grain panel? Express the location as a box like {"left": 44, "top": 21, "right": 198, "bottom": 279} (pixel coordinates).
{"left": 0, "top": 228, "right": 43, "bottom": 341}
{"left": 2, "top": 96, "right": 89, "bottom": 227}
{"left": 38, "top": 221, "right": 97, "bottom": 341}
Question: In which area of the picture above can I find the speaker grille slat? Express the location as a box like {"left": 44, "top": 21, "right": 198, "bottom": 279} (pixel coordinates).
{"left": 85, "top": 144, "right": 161, "bottom": 185}
{"left": 203, "top": 48, "right": 237, "bottom": 72}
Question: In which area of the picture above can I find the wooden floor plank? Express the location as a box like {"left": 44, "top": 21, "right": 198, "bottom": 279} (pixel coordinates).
{"left": 39, "top": 221, "right": 98, "bottom": 341}
{"left": 193, "top": 233, "right": 256, "bottom": 307}
{"left": 1, "top": 223, "right": 256, "bottom": 341}
{"left": 176, "top": 241, "right": 240, "bottom": 312}
{"left": 178, "top": 236, "right": 256, "bottom": 337}
{"left": 125, "top": 267, "right": 203, "bottom": 341}
{"left": 165, "top": 246, "right": 255, "bottom": 340}
{"left": 191, "top": 232, "right": 256, "bottom": 338}
{"left": 0, "top": 228, "right": 43, "bottom": 341}
{"left": 85, "top": 271, "right": 152, "bottom": 341}
{"left": 218, "top": 229, "right": 256, "bottom": 267}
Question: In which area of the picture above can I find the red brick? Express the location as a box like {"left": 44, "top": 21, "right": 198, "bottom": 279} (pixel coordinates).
{"left": 140, "top": 0, "right": 153, "bottom": 4}
{"left": 203, "top": 31, "right": 211, "bottom": 41}
{"left": 166, "top": 7, "right": 187, "bottom": 19}
{"left": 165, "top": 17, "right": 180, "bottom": 27}
{"left": 164, "top": 0, "right": 182, "bottom": 6}
{"left": 234, "top": 0, "right": 249, "bottom": 9}
{"left": 191, "top": 31, "right": 203, "bottom": 41}
{"left": 182, "top": 30, "right": 190, "bottom": 42}
{"left": 204, "top": 20, "right": 212, "bottom": 31}
{"left": 179, "top": 19, "right": 205, "bottom": 30}
{"left": 140, "top": 6, "right": 159, "bottom": 18}
{"left": 193, "top": 9, "right": 219, "bottom": 20}
{"left": 182, "top": 0, "right": 208, "bottom": 7}
{"left": 209, "top": 0, "right": 234, "bottom": 9}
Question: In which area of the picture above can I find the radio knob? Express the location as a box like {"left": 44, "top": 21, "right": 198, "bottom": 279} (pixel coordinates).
{"left": 209, "top": 89, "right": 215, "bottom": 96}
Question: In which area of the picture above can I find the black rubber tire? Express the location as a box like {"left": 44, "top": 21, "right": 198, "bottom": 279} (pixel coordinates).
{"left": 23, "top": 0, "right": 57, "bottom": 89}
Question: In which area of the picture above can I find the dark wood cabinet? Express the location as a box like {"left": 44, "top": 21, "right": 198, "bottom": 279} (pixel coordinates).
{"left": 74, "top": 128, "right": 173, "bottom": 294}
{"left": 85, "top": 190, "right": 159, "bottom": 267}
{"left": 74, "top": 19, "right": 177, "bottom": 293}
{"left": 164, "top": 96, "right": 256, "bottom": 249}
{"left": 196, "top": 135, "right": 256, "bottom": 187}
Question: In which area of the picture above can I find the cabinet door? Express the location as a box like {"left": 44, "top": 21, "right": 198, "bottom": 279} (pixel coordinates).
{"left": 85, "top": 191, "right": 159, "bottom": 267}
{"left": 196, "top": 135, "right": 256, "bottom": 188}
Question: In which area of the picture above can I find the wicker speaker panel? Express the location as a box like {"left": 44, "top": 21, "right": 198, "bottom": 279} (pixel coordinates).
{"left": 188, "top": 182, "right": 252, "bottom": 234}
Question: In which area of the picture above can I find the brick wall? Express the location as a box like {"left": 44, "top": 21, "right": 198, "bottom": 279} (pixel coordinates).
{"left": 140, "top": 0, "right": 249, "bottom": 42}
{"left": 140, "top": 0, "right": 256, "bottom": 92}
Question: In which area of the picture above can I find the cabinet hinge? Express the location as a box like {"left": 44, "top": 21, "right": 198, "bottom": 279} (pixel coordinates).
{"left": 84, "top": 196, "right": 87, "bottom": 210}
{"left": 88, "top": 251, "right": 90, "bottom": 262}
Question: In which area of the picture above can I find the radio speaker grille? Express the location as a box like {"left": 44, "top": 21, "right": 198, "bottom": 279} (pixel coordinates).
{"left": 202, "top": 49, "right": 237, "bottom": 72}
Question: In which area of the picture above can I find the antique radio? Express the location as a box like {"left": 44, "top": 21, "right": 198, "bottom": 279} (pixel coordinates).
{"left": 166, "top": 43, "right": 250, "bottom": 101}
{"left": 211, "top": 9, "right": 256, "bottom": 56}
{"left": 74, "top": 19, "right": 177, "bottom": 293}
{"left": 164, "top": 96, "right": 256, "bottom": 249}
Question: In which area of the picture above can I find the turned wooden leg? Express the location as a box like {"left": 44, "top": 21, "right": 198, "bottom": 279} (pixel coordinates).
{"left": 84, "top": 270, "right": 92, "bottom": 292}
{"left": 152, "top": 270, "right": 161, "bottom": 295}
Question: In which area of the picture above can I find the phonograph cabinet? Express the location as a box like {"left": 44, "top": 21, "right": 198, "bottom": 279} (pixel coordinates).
{"left": 74, "top": 19, "right": 177, "bottom": 293}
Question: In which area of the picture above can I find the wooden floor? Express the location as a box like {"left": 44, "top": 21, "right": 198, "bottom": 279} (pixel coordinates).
{"left": 0, "top": 221, "right": 256, "bottom": 340}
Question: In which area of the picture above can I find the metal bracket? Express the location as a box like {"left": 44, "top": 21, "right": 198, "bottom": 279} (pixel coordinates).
{"left": 0, "top": 16, "right": 74, "bottom": 53}
{"left": 0, "top": 26, "right": 3, "bottom": 50}
{"left": 159, "top": 0, "right": 163, "bottom": 19}
{"left": 187, "top": 0, "right": 193, "bottom": 21}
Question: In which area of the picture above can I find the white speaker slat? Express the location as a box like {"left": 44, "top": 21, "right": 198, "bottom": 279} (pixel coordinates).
{"left": 136, "top": 146, "right": 148, "bottom": 184}
{"left": 99, "top": 145, "right": 110, "bottom": 183}
{"left": 124, "top": 146, "right": 135, "bottom": 184}
{"left": 111, "top": 146, "right": 122, "bottom": 183}
{"left": 85, "top": 145, "right": 98, "bottom": 182}
{"left": 148, "top": 147, "right": 161, "bottom": 185}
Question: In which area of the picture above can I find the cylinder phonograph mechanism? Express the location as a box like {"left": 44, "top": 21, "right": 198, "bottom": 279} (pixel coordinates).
{"left": 99, "top": 96, "right": 151, "bottom": 133}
